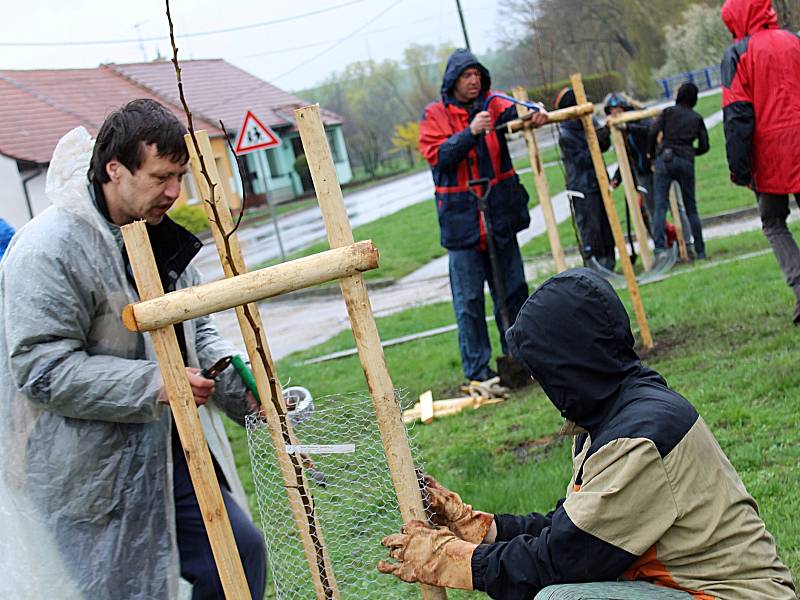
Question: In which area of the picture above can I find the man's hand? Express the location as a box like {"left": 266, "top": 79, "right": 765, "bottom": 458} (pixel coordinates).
{"left": 528, "top": 110, "right": 549, "bottom": 128}
{"left": 186, "top": 367, "right": 215, "bottom": 406}
{"left": 378, "top": 521, "right": 475, "bottom": 589}
{"left": 470, "top": 111, "right": 492, "bottom": 136}
{"left": 422, "top": 474, "right": 495, "bottom": 544}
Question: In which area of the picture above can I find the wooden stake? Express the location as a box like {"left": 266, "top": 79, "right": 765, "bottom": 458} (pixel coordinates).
{"left": 512, "top": 86, "right": 567, "bottom": 273}
{"left": 187, "top": 131, "right": 339, "bottom": 599}
{"left": 121, "top": 221, "right": 251, "bottom": 600}
{"left": 295, "top": 104, "right": 448, "bottom": 600}
{"left": 420, "top": 390, "right": 434, "bottom": 425}
{"left": 605, "top": 107, "right": 661, "bottom": 127}
{"left": 669, "top": 184, "right": 690, "bottom": 262}
{"left": 122, "top": 241, "right": 379, "bottom": 333}
{"left": 505, "top": 102, "right": 594, "bottom": 132}
{"left": 569, "top": 74, "right": 654, "bottom": 350}
{"left": 608, "top": 126, "right": 654, "bottom": 271}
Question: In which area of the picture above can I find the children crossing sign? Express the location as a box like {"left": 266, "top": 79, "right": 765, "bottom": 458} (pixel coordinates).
{"left": 233, "top": 110, "right": 281, "bottom": 156}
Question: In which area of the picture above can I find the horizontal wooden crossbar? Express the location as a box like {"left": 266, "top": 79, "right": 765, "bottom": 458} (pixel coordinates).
{"left": 505, "top": 102, "right": 595, "bottom": 132}
{"left": 606, "top": 106, "right": 661, "bottom": 127}
{"left": 122, "top": 239, "right": 379, "bottom": 332}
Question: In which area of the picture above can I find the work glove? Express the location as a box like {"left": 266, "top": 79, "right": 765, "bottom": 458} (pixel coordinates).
{"left": 378, "top": 520, "right": 475, "bottom": 589}
{"left": 422, "top": 474, "right": 494, "bottom": 544}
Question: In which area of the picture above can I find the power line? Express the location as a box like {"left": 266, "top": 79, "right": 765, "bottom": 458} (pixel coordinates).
{"left": 0, "top": 0, "right": 366, "bottom": 47}
{"left": 239, "top": 5, "right": 494, "bottom": 60}
{"left": 201, "top": 0, "right": 402, "bottom": 117}
{"left": 270, "top": 0, "right": 404, "bottom": 82}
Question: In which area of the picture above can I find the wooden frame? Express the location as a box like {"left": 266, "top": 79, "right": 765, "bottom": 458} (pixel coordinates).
{"left": 121, "top": 110, "right": 447, "bottom": 598}
{"left": 606, "top": 108, "right": 659, "bottom": 272}
{"left": 511, "top": 86, "right": 567, "bottom": 274}
{"left": 570, "top": 74, "right": 654, "bottom": 351}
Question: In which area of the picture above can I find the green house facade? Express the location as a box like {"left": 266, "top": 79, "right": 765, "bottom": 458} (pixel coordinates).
{"left": 236, "top": 124, "right": 351, "bottom": 203}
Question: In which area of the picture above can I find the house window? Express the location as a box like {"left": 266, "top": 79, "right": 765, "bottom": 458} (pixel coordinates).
{"left": 327, "top": 130, "right": 341, "bottom": 163}
{"left": 266, "top": 148, "right": 284, "bottom": 177}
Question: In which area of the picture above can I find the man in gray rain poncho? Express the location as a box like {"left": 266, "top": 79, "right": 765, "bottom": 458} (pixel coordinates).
{"left": 0, "top": 99, "right": 265, "bottom": 599}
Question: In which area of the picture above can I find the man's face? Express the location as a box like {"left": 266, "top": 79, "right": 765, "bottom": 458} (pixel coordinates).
{"left": 104, "top": 143, "right": 187, "bottom": 226}
{"left": 609, "top": 106, "right": 624, "bottom": 116}
{"left": 453, "top": 67, "right": 482, "bottom": 103}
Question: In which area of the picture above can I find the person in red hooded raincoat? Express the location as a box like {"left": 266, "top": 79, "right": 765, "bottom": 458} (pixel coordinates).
{"left": 722, "top": 0, "right": 800, "bottom": 323}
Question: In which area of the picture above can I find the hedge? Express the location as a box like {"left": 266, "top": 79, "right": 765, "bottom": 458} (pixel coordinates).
{"left": 524, "top": 71, "right": 624, "bottom": 110}
{"left": 169, "top": 204, "right": 209, "bottom": 234}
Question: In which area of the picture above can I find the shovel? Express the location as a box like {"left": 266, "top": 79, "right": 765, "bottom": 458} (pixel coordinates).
{"left": 467, "top": 178, "right": 530, "bottom": 389}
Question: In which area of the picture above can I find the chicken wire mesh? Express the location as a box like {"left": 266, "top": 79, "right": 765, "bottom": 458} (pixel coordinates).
{"left": 245, "top": 391, "right": 426, "bottom": 599}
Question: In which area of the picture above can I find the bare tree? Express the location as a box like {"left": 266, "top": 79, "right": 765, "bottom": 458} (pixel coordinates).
{"left": 774, "top": 0, "right": 799, "bottom": 31}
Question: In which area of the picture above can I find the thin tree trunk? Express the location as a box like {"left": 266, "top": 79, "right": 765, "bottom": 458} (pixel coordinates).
{"left": 774, "top": 0, "right": 799, "bottom": 31}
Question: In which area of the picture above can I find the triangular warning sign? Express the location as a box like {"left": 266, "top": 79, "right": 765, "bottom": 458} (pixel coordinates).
{"left": 233, "top": 110, "right": 281, "bottom": 156}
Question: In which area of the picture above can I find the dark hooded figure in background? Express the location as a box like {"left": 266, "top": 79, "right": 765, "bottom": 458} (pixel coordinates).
{"left": 379, "top": 268, "right": 794, "bottom": 600}
{"left": 555, "top": 88, "right": 616, "bottom": 272}
{"left": 649, "top": 82, "right": 710, "bottom": 262}
{"left": 418, "top": 48, "right": 547, "bottom": 386}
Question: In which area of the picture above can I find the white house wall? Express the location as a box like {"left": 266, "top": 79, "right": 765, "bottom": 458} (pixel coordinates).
{"left": 0, "top": 156, "right": 48, "bottom": 229}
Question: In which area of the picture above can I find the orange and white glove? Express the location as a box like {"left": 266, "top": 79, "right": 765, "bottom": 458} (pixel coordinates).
{"left": 422, "top": 475, "right": 494, "bottom": 544}
{"left": 378, "top": 520, "right": 475, "bottom": 590}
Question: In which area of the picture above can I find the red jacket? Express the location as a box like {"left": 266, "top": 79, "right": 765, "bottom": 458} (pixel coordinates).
{"left": 418, "top": 49, "right": 529, "bottom": 250}
{"left": 721, "top": 0, "right": 800, "bottom": 194}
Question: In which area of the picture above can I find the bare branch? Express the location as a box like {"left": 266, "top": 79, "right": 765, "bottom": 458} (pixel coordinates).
{"left": 165, "top": 3, "right": 335, "bottom": 595}
{"left": 219, "top": 119, "right": 247, "bottom": 239}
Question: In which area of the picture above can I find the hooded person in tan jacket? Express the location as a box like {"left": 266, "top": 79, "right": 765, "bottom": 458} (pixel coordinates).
{"left": 379, "top": 268, "right": 795, "bottom": 600}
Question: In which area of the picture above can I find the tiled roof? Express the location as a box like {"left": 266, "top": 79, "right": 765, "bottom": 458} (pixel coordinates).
{"left": 0, "top": 66, "right": 219, "bottom": 164}
{"left": 107, "top": 59, "right": 343, "bottom": 133}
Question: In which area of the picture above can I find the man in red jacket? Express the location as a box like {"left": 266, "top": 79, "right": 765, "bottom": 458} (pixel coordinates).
{"left": 722, "top": 0, "right": 800, "bottom": 322}
{"left": 418, "top": 49, "right": 547, "bottom": 385}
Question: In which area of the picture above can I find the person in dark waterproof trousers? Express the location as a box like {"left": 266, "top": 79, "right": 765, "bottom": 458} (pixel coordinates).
{"left": 555, "top": 87, "right": 616, "bottom": 271}
{"left": 650, "top": 83, "right": 710, "bottom": 260}
{"left": 378, "top": 269, "right": 795, "bottom": 600}
{"left": 721, "top": 0, "right": 800, "bottom": 324}
{"left": 418, "top": 48, "right": 548, "bottom": 384}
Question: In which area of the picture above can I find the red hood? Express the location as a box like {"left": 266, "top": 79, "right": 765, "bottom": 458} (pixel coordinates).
{"left": 721, "top": 0, "right": 778, "bottom": 39}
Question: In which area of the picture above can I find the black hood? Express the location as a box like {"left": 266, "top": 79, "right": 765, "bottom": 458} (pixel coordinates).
{"left": 506, "top": 268, "right": 644, "bottom": 430}
{"left": 440, "top": 48, "right": 491, "bottom": 101}
{"left": 675, "top": 82, "right": 699, "bottom": 108}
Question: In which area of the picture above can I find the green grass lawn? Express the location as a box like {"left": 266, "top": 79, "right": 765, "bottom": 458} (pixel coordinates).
{"left": 227, "top": 225, "right": 799, "bottom": 598}
{"left": 252, "top": 200, "right": 444, "bottom": 280}
{"left": 695, "top": 90, "right": 722, "bottom": 119}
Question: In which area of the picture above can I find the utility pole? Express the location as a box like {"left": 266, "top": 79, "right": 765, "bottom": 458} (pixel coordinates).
{"left": 133, "top": 22, "right": 148, "bottom": 62}
{"left": 454, "top": 0, "right": 471, "bottom": 50}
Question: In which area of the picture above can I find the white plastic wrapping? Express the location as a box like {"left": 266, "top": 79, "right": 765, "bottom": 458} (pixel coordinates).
{"left": 0, "top": 128, "right": 251, "bottom": 598}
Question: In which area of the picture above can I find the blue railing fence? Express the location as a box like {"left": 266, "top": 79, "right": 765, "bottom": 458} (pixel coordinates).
{"left": 656, "top": 65, "right": 722, "bottom": 99}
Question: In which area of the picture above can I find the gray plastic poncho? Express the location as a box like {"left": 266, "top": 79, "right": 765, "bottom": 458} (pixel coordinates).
{"left": 0, "top": 127, "right": 251, "bottom": 598}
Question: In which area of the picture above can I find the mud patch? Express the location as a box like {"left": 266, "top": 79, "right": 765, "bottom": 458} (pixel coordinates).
{"left": 495, "top": 433, "right": 564, "bottom": 464}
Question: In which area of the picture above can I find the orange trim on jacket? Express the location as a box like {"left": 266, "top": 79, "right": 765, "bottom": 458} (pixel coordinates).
{"left": 624, "top": 545, "right": 714, "bottom": 600}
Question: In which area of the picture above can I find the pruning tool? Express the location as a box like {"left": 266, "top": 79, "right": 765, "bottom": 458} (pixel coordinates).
{"left": 200, "top": 355, "right": 232, "bottom": 380}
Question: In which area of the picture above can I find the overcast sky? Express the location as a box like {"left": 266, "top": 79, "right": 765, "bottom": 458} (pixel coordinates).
{"left": 1, "top": 0, "right": 504, "bottom": 92}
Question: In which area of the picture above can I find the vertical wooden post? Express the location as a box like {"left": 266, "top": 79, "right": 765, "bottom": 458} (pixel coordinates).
{"left": 608, "top": 126, "right": 654, "bottom": 271}
{"left": 512, "top": 86, "right": 567, "bottom": 273}
{"left": 121, "top": 222, "right": 251, "bottom": 600}
{"left": 295, "top": 104, "right": 448, "bottom": 600}
{"left": 669, "top": 184, "right": 690, "bottom": 262}
{"left": 187, "top": 131, "right": 338, "bottom": 599}
{"left": 569, "top": 74, "right": 654, "bottom": 350}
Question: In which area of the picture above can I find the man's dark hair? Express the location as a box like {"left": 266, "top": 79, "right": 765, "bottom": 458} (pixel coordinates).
{"left": 89, "top": 99, "right": 189, "bottom": 183}
{"left": 675, "top": 83, "right": 699, "bottom": 108}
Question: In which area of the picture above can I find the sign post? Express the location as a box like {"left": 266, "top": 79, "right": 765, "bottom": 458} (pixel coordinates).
{"left": 234, "top": 110, "right": 287, "bottom": 261}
